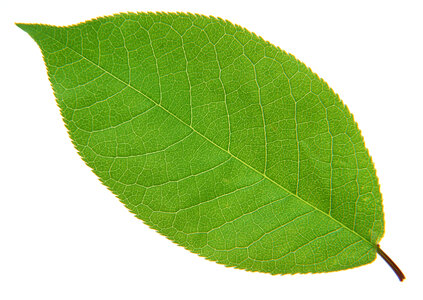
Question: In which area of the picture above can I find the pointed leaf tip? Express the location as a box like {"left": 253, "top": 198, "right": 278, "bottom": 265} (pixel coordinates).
{"left": 16, "top": 23, "right": 41, "bottom": 39}
{"left": 16, "top": 23, "right": 33, "bottom": 32}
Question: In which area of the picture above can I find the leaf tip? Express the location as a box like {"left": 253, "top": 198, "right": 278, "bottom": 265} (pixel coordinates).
{"left": 15, "top": 22, "right": 32, "bottom": 32}
{"left": 15, "top": 22, "right": 26, "bottom": 30}
{"left": 15, "top": 22, "right": 49, "bottom": 45}
{"left": 15, "top": 23, "right": 41, "bottom": 39}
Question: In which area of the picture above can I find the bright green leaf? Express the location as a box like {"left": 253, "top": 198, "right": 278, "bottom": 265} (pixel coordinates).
{"left": 18, "top": 12, "right": 387, "bottom": 276}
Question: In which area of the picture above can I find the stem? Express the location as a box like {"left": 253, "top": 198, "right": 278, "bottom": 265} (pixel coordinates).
{"left": 377, "top": 244, "right": 405, "bottom": 282}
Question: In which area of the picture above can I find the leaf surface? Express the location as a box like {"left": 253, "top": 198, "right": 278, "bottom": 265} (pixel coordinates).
{"left": 18, "top": 12, "right": 384, "bottom": 275}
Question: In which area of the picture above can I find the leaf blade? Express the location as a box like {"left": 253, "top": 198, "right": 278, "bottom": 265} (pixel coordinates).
{"left": 18, "top": 12, "right": 384, "bottom": 275}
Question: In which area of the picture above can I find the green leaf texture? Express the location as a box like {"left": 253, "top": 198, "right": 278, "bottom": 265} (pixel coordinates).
{"left": 18, "top": 12, "right": 384, "bottom": 275}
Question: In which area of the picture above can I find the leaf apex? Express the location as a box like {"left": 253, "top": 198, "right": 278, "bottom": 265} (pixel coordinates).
{"left": 15, "top": 22, "right": 46, "bottom": 39}
{"left": 16, "top": 22, "right": 35, "bottom": 31}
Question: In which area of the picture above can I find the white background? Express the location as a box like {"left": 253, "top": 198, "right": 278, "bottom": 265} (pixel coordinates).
{"left": 1, "top": 0, "right": 422, "bottom": 299}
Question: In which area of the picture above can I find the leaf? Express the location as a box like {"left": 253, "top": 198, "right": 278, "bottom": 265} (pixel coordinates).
{"left": 18, "top": 12, "right": 386, "bottom": 276}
